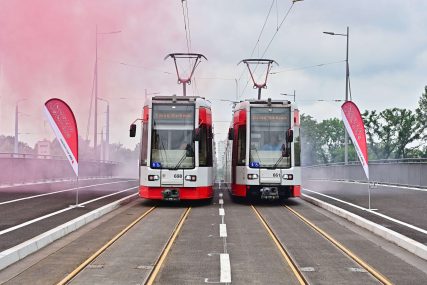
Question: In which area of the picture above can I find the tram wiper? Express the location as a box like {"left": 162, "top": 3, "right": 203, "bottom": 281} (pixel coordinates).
{"left": 173, "top": 144, "right": 193, "bottom": 170}
{"left": 272, "top": 144, "right": 287, "bottom": 169}
{"left": 251, "top": 145, "right": 263, "bottom": 166}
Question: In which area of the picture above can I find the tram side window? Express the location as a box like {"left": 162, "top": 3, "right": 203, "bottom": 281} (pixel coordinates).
{"left": 237, "top": 126, "right": 246, "bottom": 166}
{"left": 199, "top": 125, "right": 213, "bottom": 167}
{"left": 140, "top": 121, "right": 148, "bottom": 166}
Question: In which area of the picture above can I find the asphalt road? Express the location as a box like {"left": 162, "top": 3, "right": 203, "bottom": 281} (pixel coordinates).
{"left": 1, "top": 185, "right": 426, "bottom": 284}
{"left": 0, "top": 178, "right": 139, "bottom": 251}
{"left": 303, "top": 179, "right": 427, "bottom": 244}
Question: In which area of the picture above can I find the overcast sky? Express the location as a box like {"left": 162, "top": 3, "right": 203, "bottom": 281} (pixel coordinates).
{"left": 0, "top": 0, "right": 426, "bottom": 150}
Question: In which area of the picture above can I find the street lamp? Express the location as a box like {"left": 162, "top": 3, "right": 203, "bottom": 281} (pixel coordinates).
{"left": 280, "top": 90, "right": 296, "bottom": 102}
{"left": 14, "top": 98, "right": 28, "bottom": 155}
{"left": 98, "top": 97, "right": 109, "bottom": 161}
{"left": 94, "top": 26, "right": 121, "bottom": 160}
{"left": 323, "top": 26, "right": 350, "bottom": 164}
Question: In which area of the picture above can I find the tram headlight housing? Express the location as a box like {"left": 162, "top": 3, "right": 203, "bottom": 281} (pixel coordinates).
{"left": 148, "top": 175, "right": 159, "bottom": 181}
{"left": 247, "top": 174, "right": 259, "bottom": 180}
{"left": 185, "top": 175, "right": 197, "bottom": 181}
{"left": 282, "top": 174, "right": 293, "bottom": 180}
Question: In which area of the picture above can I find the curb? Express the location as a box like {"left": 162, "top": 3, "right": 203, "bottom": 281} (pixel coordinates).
{"left": 0, "top": 193, "right": 138, "bottom": 271}
{"left": 302, "top": 193, "right": 427, "bottom": 261}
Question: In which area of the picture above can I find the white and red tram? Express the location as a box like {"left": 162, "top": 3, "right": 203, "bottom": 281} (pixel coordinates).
{"left": 224, "top": 98, "right": 301, "bottom": 200}
{"left": 130, "top": 95, "right": 214, "bottom": 201}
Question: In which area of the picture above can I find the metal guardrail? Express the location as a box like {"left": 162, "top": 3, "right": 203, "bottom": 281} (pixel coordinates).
{"left": 303, "top": 159, "right": 427, "bottom": 188}
{"left": 0, "top": 152, "right": 117, "bottom": 164}
{"left": 0, "top": 153, "right": 119, "bottom": 185}
{"left": 305, "top": 158, "right": 427, "bottom": 168}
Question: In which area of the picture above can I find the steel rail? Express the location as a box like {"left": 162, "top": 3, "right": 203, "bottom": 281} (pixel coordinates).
{"left": 145, "top": 207, "right": 192, "bottom": 285}
{"left": 56, "top": 206, "right": 156, "bottom": 285}
{"left": 284, "top": 205, "right": 392, "bottom": 285}
{"left": 251, "top": 205, "right": 307, "bottom": 285}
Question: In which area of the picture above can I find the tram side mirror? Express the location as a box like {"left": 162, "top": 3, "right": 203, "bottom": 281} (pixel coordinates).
{"left": 287, "top": 129, "right": 293, "bottom": 143}
{"left": 193, "top": 128, "right": 200, "bottom": 141}
{"left": 129, "top": 124, "right": 136, "bottom": 137}
{"left": 228, "top": 128, "right": 234, "bottom": 140}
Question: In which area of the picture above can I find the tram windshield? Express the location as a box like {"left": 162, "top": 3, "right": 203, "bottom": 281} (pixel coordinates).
{"left": 249, "top": 107, "right": 291, "bottom": 169}
{"left": 151, "top": 104, "right": 195, "bottom": 169}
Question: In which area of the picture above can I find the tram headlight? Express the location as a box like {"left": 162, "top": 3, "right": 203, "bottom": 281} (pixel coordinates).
{"left": 185, "top": 175, "right": 197, "bottom": 181}
{"left": 247, "top": 174, "right": 259, "bottom": 180}
{"left": 282, "top": 174, "right": 293, "bottom": 180}
{"left": 148, "top": 175, "right": 159, "bottom": 181}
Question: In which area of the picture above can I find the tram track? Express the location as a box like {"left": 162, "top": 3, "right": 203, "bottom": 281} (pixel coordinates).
{"left": 252, "top": 204, "right": 393, "bottom": 285}
{"left": 56, "top": 206, "right": 156, "bottom": 285}
{"left": 56, "top": 206, "right": 191, "bottom": 285}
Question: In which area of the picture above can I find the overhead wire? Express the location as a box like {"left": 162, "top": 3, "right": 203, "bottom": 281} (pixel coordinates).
{"left": 270, "top": 60, "right": 346, "bottom": 74}
{"left": 236, "top": 0, "right": 275, "bottom": 93}
{"left": 239, "top": 1, "right": 297, "bottom": 99}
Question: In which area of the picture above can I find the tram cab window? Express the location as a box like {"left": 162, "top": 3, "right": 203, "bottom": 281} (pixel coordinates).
{"left": 199, "top": 125, "right": 213, "bottom": 167}
{"left": 237, "top": 126, "right": 246, "bottom": 166}
{"left": 140, "top": 121, "right": 148, "bottom": 166}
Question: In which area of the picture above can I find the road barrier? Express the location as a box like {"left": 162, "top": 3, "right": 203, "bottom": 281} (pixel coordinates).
{"left": 303, "top": 159, "right": 427, "bottom": 187}
{"left": 0, "top": 154, "right": 117, "bottom": 185}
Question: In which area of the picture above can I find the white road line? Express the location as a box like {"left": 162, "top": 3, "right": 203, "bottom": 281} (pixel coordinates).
{"left": 219, "top": 224, "right": 227, "bottom": 238}
{"left": 219, "top": 208, "right": 225, "bottom": 216}
{"left": 0, "top": 177, "right": 126, "bottom": 189}
{"left": 308, "top": 179, "right": 427, "bottom": 192}
{"left": 219, "top": 199, "right": 224, "bottom": 205}
{"left": 0, "top": 179, "right": 135, "bottom": 206}
{"left": 303, "top": 188, "right": 427, "bottom": 235}
{"left": 220, "top": 253, "right": 231, "bottom": 283}
{"left": 219, "top": 193, "right": 223, "bottom": 198}
{"left": 0, "top": 186, "right": 138, "bottom": 236}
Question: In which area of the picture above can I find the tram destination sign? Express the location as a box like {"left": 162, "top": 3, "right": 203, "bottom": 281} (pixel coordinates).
{"left": 153, "top": 104, "right": 195, "bottom": 125}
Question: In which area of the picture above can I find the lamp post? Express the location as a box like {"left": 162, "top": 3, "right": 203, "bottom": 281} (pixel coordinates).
{"left": 324, "top": 26, "right": 350, "bottom": 164}
{"left": 14, "top": 98, "right": 27, "bottom": 155}
{"left": 94, "top": 26, "right": 121, "bottom": 160}
{"left": 280, "top": 90, "right": 296, "bottom": 102}
{"left": 98, "top": 97, "right": 109, "bottom": 161}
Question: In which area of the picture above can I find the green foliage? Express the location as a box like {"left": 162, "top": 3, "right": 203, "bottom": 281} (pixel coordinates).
{"left": 302, "top": 86, "right": 427, "bottom": 165}
{"left": 362, "top": 108, "right": 425, "bottom": 159}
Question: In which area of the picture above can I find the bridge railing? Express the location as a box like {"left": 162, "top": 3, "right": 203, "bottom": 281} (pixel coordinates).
{"left": 303, "top": 159, "right": 427, "bottom": 188}
{"left": 0, "top": 153, "right": 118, "bottom": 185}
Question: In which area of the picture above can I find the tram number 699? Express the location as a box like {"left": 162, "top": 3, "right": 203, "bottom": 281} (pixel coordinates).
{"left": 174, "top": 174, "right": 183, "bottom": 178}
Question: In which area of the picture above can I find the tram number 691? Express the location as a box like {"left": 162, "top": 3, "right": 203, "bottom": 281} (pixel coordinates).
{"left": 273, "top": 173, "right": 280, "bottom": 178}
{"left": 174, "top": 174, "right": 183, "bottom": 178}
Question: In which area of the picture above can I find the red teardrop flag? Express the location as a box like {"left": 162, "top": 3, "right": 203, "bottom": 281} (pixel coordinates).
{"left": 44, "top": 98, "right": 79, "bottom": 176}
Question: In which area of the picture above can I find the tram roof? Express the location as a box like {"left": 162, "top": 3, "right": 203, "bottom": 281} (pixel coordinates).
{"left": 144, "top": 95, "right": 211, "bottom": 108}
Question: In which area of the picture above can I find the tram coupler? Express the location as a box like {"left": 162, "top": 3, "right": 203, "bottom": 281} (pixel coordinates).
{"left": 162, "top": 189, "right": 180, "bottom": 201}
{"left": 260, "top": 187, "right": 279, "bottom": 200}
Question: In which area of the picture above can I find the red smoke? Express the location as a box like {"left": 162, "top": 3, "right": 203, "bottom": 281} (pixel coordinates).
{"left": 0, "top": 1, "right": 180, "bottom": 101}
{"left": 0, "top": 1, "right": 186, "bottom": 146}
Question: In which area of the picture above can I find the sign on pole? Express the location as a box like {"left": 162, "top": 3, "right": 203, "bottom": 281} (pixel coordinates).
{"left": 44, "top": 98, "right": 79, "bottom": 176}
{"left": 341, "top": 101, "right": 369, "bottom": 179}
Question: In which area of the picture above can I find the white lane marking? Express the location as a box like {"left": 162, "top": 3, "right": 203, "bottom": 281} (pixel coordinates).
{"left": 308, "top": 179, "right": 427, "bottom": 192}
{"left": 219, "top": 199, "right": 224, "bottom": 205}
{"left": 219, "top": 208, "right": 225, "bottom": 216}
{"left": 0, "top": 177, "right": 125, "bottom": 189}
{"left": 219, "top": 193, "right": 223, "bottom": 198}
{"left": 220, "top": 253, "right": 231, "bottom": 283}
{"left": 0, "top": 179, "right": 135, "bottom": 206}
{"left": 219, "top": 224, "right": 227, "bottom": 238}
{"left": 0, "top": 186, "right": 138, "bottom": 236}
{"left": 303, "top": 188, "right": 427, "bottom": 235}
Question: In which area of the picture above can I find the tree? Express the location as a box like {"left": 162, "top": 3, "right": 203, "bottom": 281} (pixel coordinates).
{"left": 363, "top": 108, "right": 425, "bottom": 159}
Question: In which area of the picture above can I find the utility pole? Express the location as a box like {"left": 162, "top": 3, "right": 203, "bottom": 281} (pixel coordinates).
{"left": 324, "top": 26, "right": 350, "bottom": 164}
